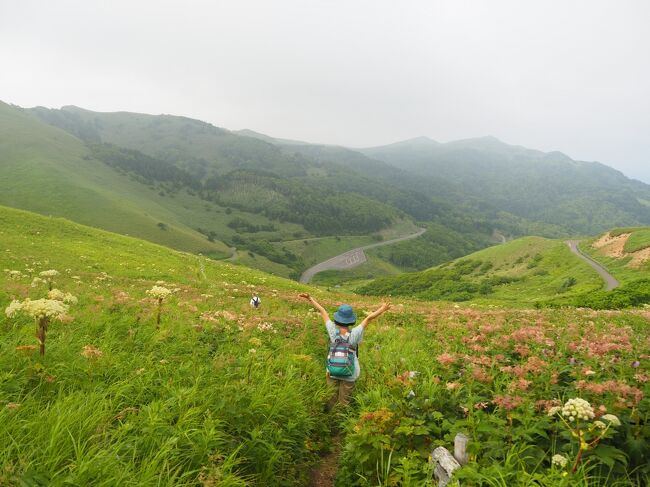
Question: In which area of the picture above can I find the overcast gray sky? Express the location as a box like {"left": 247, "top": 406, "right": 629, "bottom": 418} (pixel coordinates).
{"left": 1, "top": 0, "right": 649, "bottom": 182}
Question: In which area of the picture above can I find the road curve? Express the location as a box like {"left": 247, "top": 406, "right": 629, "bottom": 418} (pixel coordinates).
{"left": 299, "top": 228, "right": 426, "bottom": 283}
{"left": 566, "top": 240, "right": 619, "bottom": 291}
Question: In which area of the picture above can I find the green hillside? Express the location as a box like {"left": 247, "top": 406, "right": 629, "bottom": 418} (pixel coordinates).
{"left": 359, "top": 236, "right": 607, "bottom": 305}
{"left": 3, "top": 102, "right": 421, "bottom": 278}
{"left": 361, "top": 136, "right": 650, "bottom": 234}
{"left": 1, "top": 206, "right": 649, "bottom": 485}
{"left": 0, "top": 102, "right": 231, "bottom": 258}
{"left": 28, "top": 106, "right": 409, "bottom": 236}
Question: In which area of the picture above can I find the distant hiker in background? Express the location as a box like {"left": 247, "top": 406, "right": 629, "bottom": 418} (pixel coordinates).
{"left": 250, "top": 294, "right": 261, "bottom": 309}
{"left": 299, "top": 292, "right": 391, "bottom": 411}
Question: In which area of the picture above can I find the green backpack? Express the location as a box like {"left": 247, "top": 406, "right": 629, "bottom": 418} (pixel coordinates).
{"left": 326, "top": 330, "right": 356, "bottom": 377}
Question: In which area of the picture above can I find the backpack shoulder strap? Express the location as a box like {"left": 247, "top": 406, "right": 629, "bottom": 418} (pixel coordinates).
{"left": 333, "top": 329, "right": 357, "bottom": 351}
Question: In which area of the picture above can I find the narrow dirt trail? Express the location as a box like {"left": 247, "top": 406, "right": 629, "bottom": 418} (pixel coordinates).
{"left": 310, "top": 435, "right": 342, "bottom": 487}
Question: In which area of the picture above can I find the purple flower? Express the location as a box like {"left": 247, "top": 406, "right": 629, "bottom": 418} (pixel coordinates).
{"left": 632, "top": 360, "right": 640, "bottom": 368}
{"left": 569, "top": 357, "right": 576, "bottom": 365}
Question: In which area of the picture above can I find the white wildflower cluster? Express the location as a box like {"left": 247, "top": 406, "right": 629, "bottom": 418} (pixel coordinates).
{"left": 80, "top": 344, "right": 103, "bottom": 359}
{"left": 95, "top": 272, "right": 112, "bottom": 282}
{"left": 551, "top": 454, "right": 568, "bottom": 468}
{"left": 561, "top": 398, "right": 595, "bottom": 422}
{"left": 547, "top": 406, "right": 562, "bottom": 417}
{"left": 31, "top": 277, "right": 45, "bottom": 287}
{"left": 601, "top": 414, "right": 621, "bottom": 426}
{"left": 257, "top": 322, "right": 276, "bottom": 333}
{"left": 7, "top": 270, "right": 26, "bottom": 280}
{"left": 5, "top": 298, "right": 68, "bottom": 320}
{"left": 39, "top": 269, "right": 59, "bottom": 278}
{"left": 146, "top": 286, "right": 172, "bottom": 300}
{"left": 47, "top": 289, "right": 78, "bottom": 304}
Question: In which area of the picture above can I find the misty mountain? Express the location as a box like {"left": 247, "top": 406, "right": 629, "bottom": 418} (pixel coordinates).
{"left": 27, "top": 105, "right": 506, "bottom": 240}
{"left": 361, "top": 136, "right": 650, "bottom": 234}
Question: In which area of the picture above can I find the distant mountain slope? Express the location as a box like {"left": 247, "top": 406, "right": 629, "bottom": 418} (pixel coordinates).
{"left": 33, "top": 106, "right": 560, "bottom": 238}
{"left": 0, "top": 101, "right": 230, "bottom": 257}
{"left": 31, "top": 105, "right": 309, "bottom": 178}
{"left": 361, "top": 136, "right": 650, "bottom": 234}
{"left": 29, "top": 105, "right": 413, "bottom": 238}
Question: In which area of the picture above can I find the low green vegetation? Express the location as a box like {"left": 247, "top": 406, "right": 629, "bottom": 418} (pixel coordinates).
{"left": 359, "top": 237, "right": 605, "bottom": 305}
{"left": 552, "top": 279, "right": 650, "bottom": 309}
{"left": 336, "top": 305, "right": 650, "bottom": 485}
{"left": 1, "top": 207, "right": 649, "bottom": 486}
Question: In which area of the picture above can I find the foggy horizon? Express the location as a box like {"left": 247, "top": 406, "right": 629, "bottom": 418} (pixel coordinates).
{"left": 1, "top": 0, "right": 649, "bottom": 183}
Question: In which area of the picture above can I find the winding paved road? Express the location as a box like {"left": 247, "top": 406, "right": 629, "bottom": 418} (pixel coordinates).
{"left": 566, "top": 240, "right": 619, "bottom": 291}
{"left": 299, "top": 228, "right": 426, "bottom": 283}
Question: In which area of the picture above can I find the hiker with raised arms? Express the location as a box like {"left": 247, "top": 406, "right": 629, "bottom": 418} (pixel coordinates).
{"left": 299, "top": 293, "right": 391, "bottom": 411}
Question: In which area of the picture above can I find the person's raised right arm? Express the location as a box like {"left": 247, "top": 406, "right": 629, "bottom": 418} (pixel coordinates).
{"left": 359, "top": 302, "right": 392, "bottom": 329}
{"left": 298, "top": 293, "right": 330, "bottom": 323}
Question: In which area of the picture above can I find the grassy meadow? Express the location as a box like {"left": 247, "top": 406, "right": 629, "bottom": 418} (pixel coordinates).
{"left": 1, "top": 206, "right": 649, "bottom": 486}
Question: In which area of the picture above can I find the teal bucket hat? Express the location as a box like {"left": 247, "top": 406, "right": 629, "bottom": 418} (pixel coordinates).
{"left": 333, "top": 304, "right": 357, "bottom": 325}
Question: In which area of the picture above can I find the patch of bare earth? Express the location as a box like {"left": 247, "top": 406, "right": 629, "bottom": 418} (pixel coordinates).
{"left": 629, "top": 247, "right": 650, "bottom": 268}
{"left": 310, "top": 436, "right": 341, "bottom": 487}
{"left": 592, "top": 232, "right": 630, "bottom": 257}
{"left": 591, "top": 232, "right": 650, "bottom": 268}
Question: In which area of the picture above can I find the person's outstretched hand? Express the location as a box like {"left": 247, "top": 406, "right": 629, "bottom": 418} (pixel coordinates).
{"left": 380, "top": 302, "right": 392, "bottom": 313}
{"left": 298, "top": 293, "right": 311, "bottom": 300}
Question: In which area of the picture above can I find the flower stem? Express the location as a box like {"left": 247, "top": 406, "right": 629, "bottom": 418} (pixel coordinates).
{"left": 156, "top": 299, "right": 162, "bottom": 328}
{"left": 572, "top": 429, "right": 583, "bottom": 473}
{"left": 37, "top": 317, "right": 48, "bottom": 356}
